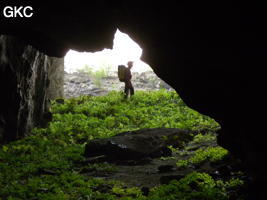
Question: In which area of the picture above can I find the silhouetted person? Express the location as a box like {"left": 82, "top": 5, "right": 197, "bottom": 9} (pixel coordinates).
{"left": 124, "top": 61, "right": 134, "bottom": 98}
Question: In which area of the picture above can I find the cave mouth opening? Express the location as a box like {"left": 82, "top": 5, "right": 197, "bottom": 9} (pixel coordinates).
{"left": 63, "top": 29, "right": 174, "bottom": 98}
{"left": 64, "top": 29, "right": 151, "bottom": 74}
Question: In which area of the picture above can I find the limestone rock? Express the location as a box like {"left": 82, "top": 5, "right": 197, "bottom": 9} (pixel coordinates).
{"left": 47, "top": 57, "right": 64, "bottom": 100}
{"left": 0, "top": 35, "right": 63, "bottom": 142}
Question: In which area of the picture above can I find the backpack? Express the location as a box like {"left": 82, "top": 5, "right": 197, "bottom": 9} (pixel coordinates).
{"left": 118, "top": 65, "right": 126, "bottom": 82}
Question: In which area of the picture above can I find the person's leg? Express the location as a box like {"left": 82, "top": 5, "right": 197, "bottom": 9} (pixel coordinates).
{"left": 124, "top": 81, "right": 130, "bottom": 98}
{"left": 128, "top": 81, "right": 134, "bottom": 96}
{"left": 124, "top": 82, "right": 127, "bottom": 95}
{"left": 130, "top": 88, "right": 134, "bottom": 96}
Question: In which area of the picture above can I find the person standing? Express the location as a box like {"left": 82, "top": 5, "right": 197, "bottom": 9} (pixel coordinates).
{"left": 124, "top": 61, "right": 134, "bottom": 98}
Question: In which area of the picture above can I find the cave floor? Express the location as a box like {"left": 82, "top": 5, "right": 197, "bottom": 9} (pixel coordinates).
{"left": 78, "top": 135, "right": 246, "bottom": 189}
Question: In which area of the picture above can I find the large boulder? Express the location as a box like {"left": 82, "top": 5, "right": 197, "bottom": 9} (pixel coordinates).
{"left": 84, "top": 128, "right": 193, "bottom": 162}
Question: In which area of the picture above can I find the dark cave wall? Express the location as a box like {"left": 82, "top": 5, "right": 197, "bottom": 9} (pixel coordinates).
{"left": 116, "top": 4, "right": 267, "bottom": 193}
{"left": 0, "top": 35, "right": 63, "bottom": 143}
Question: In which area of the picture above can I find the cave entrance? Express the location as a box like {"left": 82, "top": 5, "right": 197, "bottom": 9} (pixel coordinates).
{"left": 1, "top": 30, "right": 246, "bottom": 199}
{"left": 64, "top": 29, "right": 173, "bottom": 98}
{"left": 53, "top": 29, "right": 241, "bottom": 198}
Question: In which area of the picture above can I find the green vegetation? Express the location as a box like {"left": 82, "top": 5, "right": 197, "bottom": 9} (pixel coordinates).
{"left": 0, "top": 90, "right": 245, "bottom": 200}
{"left": 78, "top": 64, "right": 111, "bottom": 87}
{"left": 51, "top": 90, "right": 218, "bottom": 140}
{"left": 189, "top": 133, "right": 217, "bottom": 145}
{"left": 104, "top": 172, "right": 244, "bottom": 200}
{"left": 177, "top": 146, "right": 229, "bottom": 168}
{"left": 148, "top": 172, "right": 244, "bottom": 200}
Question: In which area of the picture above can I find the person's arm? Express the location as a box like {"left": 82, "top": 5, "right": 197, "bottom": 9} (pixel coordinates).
{"left": 125, "top": 68, "right": 132, "bottom": 80}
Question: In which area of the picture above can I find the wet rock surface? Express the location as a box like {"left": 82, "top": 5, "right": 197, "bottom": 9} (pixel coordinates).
{"left": 64, "top": 71, "right": 173, "bottom": 98}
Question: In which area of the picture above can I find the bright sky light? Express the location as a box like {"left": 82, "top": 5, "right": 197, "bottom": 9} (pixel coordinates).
{"left": 64, "top": 29, "right": 152, "bottom": 73}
